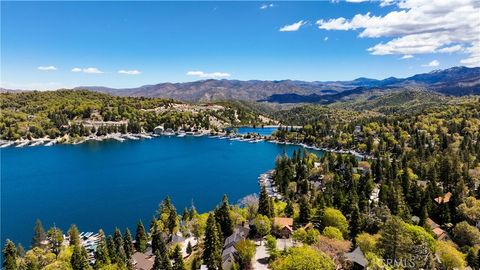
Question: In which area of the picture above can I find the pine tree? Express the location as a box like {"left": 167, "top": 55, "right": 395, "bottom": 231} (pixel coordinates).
{"left": 349, "top": 204, "right": 362, "bottom": 238}
{"left": 3, "top": 240, "right": 17, "bottom": 270}
{"left": 31, "top": 219, "right": 46, "bottom": 249}
{"left": 214, "top": 195, "right": 234, "bottom": 238}
{"left": 135, "top": 220, "right": 148, "bottom": 252}
{"left": 190, "top": 256, "right": 201, "bottom": 270}
{"left": 186, "top": 241, "right": 193, "bottom": 255}
{"left": 71, "top": 244, "right": 89, "bottom": 270}
{"left": 16, "top": 244, "right": 25, "bottom": 258}
{"left": 94, "top": 230, "right": 110, "bottom": 269}
{"left": 269, "top": 198, "right": 275, "bottom": 218}
{"left": 258, "top": 186, "right": 272, "bottom": 218}
{"left": 298, "top": 196, "right": 311, "bottom": 224}
{"left": 106, "top": 235, "right": 117, "bottom": 263}
{"left": 47, "top": 227, "right": 63, "bottom": 258}
{"left": 203, "top": 214, "right": 222, "bottom": 270}
{"left": 124, "top": 228, "right": 134, "bottom": 259}
{"left": 378, "top": 216, "right": 410, "bottom": 261}
{"left": 153, "top": 250, "right": 171, "bottom": 270}
{"left": 68, "top": 224, "right": 80, "bottom": 246}
{"left": 114, "top": 228, "right": 127, "bottom": 266}
{"left": 167, "top": 205, "right": 178, "bottom": 235}
{"left": 151, "top": 228, "right": 167, "bottom": 255}
{"left": 284, "top": 199, "right": 294, "bottom": 218}
{"left": 172, "top": 244, "right": 186, "bottom": 270}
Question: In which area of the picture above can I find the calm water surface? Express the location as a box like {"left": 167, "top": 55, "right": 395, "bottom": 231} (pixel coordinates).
{"left": 1, "top": 135, "right": 322, "bottom": 247}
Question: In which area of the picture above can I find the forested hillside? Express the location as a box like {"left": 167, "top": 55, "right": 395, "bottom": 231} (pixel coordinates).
{"left": 0, "top": 90, "right": 271, "bottom": 142}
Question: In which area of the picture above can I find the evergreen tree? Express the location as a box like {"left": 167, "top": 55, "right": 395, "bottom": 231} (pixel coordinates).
{"left": 31, "top": 219, "right": 46, "bottom": 249}
{"left": 378, "top": 216, "right": 410, "bottom": 261}
{"left": 284, "top": 199, "right": 294, "bottom": 218}
{"left": 71, "top": 245, "right": 89, "bottom": 270}
{"left": 153, "top": 250, "right": 171, "bottom": 270}
{"left": 16, "top": 244, "right": 25, "bottom": 258}
{"left": 190, "top": 256, "right": 201, "bottom": 270}
{"left": 172, "top": 244, "right": 186, "bottom": 270}
{"left": 186, "top": 241, "right": 193, "bottom": 255}
{"left": 47, "top": 227, "right": 63, "bottom": 258}
{"left": 349, "top": 204, "right": 362, "bottom": 238}
{"left": 269, "top": 198, "right": 275, "bottom": 218}
{"left": 94, "top": 230, "right": 110, "bottom": 269}
{"left": 68, "top": 224, "right": 80, "bottom": 246}
{"left": 298, "top": 196, "right": 311, "bottom": 224}
{"left": 3, "top": 240, "right": 17, "bottom": 270}
{"left": 203, "top": 214, "right": 222, "bottom": 270}
{"left": 214, "top": 195, "right": 234, "bottom": 238}
{"left": 113, "top": 228, "right": 127, "bottom": 265}
{"left": 135, "top": 220, "right": 148, "bottom": 253}
{"left": 106, "top": 235, "right": 117, "bottom": 263}
{"left": 151, "top": 228, "right": 167, "bottom": 256}
{"left": 167, "top": 205, "right": 178, "bottom": 235}
{"left": 124, "top": 228, "right": 134, "bottom": 259}
{"left": 258, "top": 186, "right": 272, "bottom": 218}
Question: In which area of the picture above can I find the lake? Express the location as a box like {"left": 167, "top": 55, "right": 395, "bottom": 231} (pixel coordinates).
{"left": 1, "top": 134, "right": 322, "bottom": 247}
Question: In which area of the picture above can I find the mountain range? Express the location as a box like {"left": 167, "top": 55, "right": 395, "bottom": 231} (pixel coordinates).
{"left": 75, "top": 66, "right": 479, "bottom": 103}
{"left": 3, "top": 66, "right": 479, "bottom": 103}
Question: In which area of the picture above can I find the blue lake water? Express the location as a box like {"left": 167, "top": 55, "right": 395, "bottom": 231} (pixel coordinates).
{"left": 1, "top": 136, "right": 322, "bottom": 247}
{"left": 234, "top": 127, "right": 280, "bottom": 136}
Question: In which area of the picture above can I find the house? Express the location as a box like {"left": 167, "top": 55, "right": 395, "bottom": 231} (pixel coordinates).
{"left": 222, "top": 245, "right": 238, "bottom": 270}
{"left": 133, "top": 251, "right": 154, "bottom": 270}
{"left": 221, "top": 225, "right": 250, "bottom": 270}
{"left": 273, "top": 217, "right": 294, "bottom": 238}
{"left": 427, "top": 218, "right": 450, "bottom": 241}
{"left": 170, "top": 233, "right": 185, "bottom": 247}
{"left": 416, "top": 180, "right": 428, "bottom": 189}
{"left": 345, "top": 247, "right": 367, "bottom": 269}
{"left": 434, "top": 192, "right": 452, "bottom": 204}
{"left": 369, "top": 184, "right": 380, "bottom": 203}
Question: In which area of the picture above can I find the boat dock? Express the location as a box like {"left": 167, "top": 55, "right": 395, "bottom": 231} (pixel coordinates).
{"left": 258, "top": 170, "right": 284, "bottom": 200}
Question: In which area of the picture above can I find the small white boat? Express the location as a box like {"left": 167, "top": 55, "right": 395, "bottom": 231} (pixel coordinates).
{"left": 16, "top": 141, "right": 30, "bottom": 147}
{"left": 139, "top": 134, "right": 152, "bottom": 139}
{"left": 29, "top": 141, "right": 44, "bottom": 147}
{"left": 0, "top": 142, "right": 14, "bottom": 148}
{"left": 113, "top": 136, "right": 125, "bottom": 142}
{"left": 44, "top": 141, "right": 55, "bottom": 146}
{"left": 177, "top": 133, "right": 186, "bottom": 137}
{"left": 124, "top": 134, "right": 139, "bottom": 140}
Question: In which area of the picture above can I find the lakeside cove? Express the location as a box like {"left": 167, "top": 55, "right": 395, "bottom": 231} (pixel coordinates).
{"left": 1, "top": 133, "right": 325, "bottom": 248}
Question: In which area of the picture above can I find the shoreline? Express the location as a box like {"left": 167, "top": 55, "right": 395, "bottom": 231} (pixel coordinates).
{"left": 1, "top": 130, "right": 372, "bottom": 160}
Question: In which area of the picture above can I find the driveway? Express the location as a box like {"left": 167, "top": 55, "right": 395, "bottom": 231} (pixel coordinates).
{"left": 253, "top": 240, "right": 269, "bottom": 270}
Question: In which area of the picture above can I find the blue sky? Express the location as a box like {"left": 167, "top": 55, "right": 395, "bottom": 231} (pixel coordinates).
{"left": 1, "top": 0, "right": 478, "bottom": 89}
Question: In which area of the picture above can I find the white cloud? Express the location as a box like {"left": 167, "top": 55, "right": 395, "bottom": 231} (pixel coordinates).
{"left": 72, "top": 67, "right": 104, "bottom": 74}
{"left": 324, "top": 37, "right": 329, "bottom": 41}
{"left": 279, "top": 20, "right": 306, "bottom": 32}
{"left": 118, "top": 69, "right": 141, "bottom": 75}
{"left": 186, "top": 71, "right": 231, "bottom": 79}
{"left": 316, "top": 0, "right": 480, "bottom": 67}
{"left": 37, "top": 66, "right": 57, "bottom": 71}
{"left": 260, "top": 3, "right": 274, "bottom": 9}
{"left": 437, "top": 45, "right": 463, "bottom": 53}
{"left": 422, "top": 60, "right": 440, "bottom": 67}
{"left": 401, "top": 54, "right": 414, "bottom": 59}
{"left": 346, "top": 0, "right": 368, "bottom": 2}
